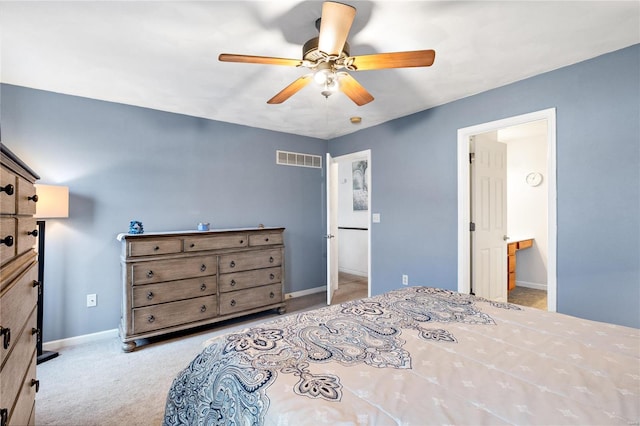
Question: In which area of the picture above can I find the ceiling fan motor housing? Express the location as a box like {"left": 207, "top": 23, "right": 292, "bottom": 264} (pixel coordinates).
{"left": 303, "top": 37, "right": 350, "bottom": 62}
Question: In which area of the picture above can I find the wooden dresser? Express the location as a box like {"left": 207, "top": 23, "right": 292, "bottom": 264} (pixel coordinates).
{"left": 0, "top": 146, "right": 40, "bottom": 426}
{"left": 507, "top": 238, "right": 533, "bottom": 291}
{"left": 118, "top": 228, "right": 286, "bottom": 352}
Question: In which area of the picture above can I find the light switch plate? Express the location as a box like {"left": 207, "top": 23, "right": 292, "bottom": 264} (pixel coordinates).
{"left": 372, "top": 213, "right": 381, "bottom": 223}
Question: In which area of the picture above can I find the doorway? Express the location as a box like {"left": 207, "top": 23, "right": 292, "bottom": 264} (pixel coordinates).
{"left": 326, "top": 150, "right": 371, "bottom": 305}
{"left": 457, "top": 109, "right": 557, "bottom": 311}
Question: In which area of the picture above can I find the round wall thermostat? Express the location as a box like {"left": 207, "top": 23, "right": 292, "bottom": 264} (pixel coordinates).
{"left": 525, "top": 172, "right": 543, "bottom": 187}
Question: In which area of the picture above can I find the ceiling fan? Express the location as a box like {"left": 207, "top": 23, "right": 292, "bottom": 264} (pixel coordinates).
{"left": 218, "top": 1, "right": 435, "bottom": 106}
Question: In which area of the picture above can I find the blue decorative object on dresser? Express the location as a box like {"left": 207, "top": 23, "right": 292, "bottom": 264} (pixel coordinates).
{"left": 129, "top": 220, "right": 143, "bottom": 234}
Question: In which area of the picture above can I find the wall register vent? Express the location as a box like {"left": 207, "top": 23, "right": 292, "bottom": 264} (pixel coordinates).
{"left": 276, "top": 150, "right": 322, "bottom": 169}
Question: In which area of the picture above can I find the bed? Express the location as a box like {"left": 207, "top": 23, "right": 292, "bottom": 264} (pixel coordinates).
{"left": 163, "top": 286, "right": 639, "bottom": 425}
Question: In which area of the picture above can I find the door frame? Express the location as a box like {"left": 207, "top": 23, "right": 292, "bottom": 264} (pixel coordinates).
{"left": 457, "top": 108, "right": 557, "bottom": 311}
{"left": 326, "top": 149, "right": 372, "bottom": 303}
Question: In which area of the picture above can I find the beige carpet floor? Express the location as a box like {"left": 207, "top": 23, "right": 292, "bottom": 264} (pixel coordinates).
{"left": 508, "top": 285, "right": 547, "bottom": 310}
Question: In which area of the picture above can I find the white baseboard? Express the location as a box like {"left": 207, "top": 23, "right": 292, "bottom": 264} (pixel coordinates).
{"left": 516, "top": 280, "right": 547, "bottom": 291}
{"left": 44, "top": 288, "right": 328, "bottom": 350}
{"left": 285, "top": 285, "right": 326, "bottom": 299}
{"left": 337, "top": 267, "right": 367, "bottom": 277}
{"left": 44, "top": 328, "right": 119, "bottom": 351}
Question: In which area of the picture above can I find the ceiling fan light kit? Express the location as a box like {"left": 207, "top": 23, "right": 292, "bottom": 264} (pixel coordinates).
{"left": 218, "top": 1, "right": 435, "bottom": 106}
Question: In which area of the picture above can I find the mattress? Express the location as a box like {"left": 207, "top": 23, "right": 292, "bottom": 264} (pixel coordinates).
{"left": 164, "top": 286, "right": 639, "bottom": 425}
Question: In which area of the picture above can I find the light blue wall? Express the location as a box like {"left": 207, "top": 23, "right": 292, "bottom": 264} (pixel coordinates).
{"left": 330, "top": 44, "right": 640, "bottom": 328}
{"left": 3, "top": 44, "right": 638, "bottom": 340}
{"left": 2, "top": 86, "right": 327, "bottom": 341}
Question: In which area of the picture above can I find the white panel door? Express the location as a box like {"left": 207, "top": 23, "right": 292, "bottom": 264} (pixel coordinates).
{"left": 326, "top": 154, "right": 339, "bottom": 305}
{"left": 471, "top": 135, "right": 508, "bottom": 302}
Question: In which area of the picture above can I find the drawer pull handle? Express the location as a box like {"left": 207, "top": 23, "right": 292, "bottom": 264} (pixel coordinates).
{"left": 190, "top": 243, "right": 195, "bottom": 248}
{"left": 28, "top": 194, "right": 39, "bottom": 202}
{"left": 269, "top": 256, "right": 274, "bottom": 263}
{"left": 28, "top": 229, "right": 39, "bottom": 237}
{"left": 230, "top": 279, "right": 236, "bottom": 287}
{"left": 230, "top": 299, "right": 236, "bottom": 307}
{"left": 269, "top": 292, "right": 275, "bottom": 299}
{"left": 239, "top": 240, "right": 244, "bottom": 244}
{"left": 147, "top": 291, "right": 154, "bottom": 300}
{"left": 1, "top": 408, "right": 8, "bottom": 426}
{"left": 200, "top": 264, "right": 207, "bottom": 272}
{"left": 31, "top": 379, "right": 40, "bottom": 392}
{"left": 269, "top": 273, "right": 275, "bottom": 280}
{"left": 0, "top": 236, "right": 13, "bottom": 247}
{"left": 153, "top": 246, "right": 160, "bottom": 251}
{"left": 200, "top": 283, "right": 207, "bottom": 291}
{"left": 265, "top": 238, "right": 269, "bottom": 242}
{"left": 0, "top": 328, "right": 10, "bottom": 350}
{"left": 146, "top": 270, "right": 154, "bottom": 278}
{"left": 32, "top": 328, "right": 41, "bottom": 344}
{"left": 147, "top": 315, "right": 155, "bottom": 323}
{"left": 0, "top": 183, "right": 14, "bottom": 195}
{"left": 200, "top": 305, "right": 207, "bottom": 313}
{"left": 230, "top": 261, "right": 236, "bottom": 268}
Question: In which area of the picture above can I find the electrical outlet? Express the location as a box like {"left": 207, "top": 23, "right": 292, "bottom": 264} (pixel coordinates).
{"left": 87, "top": 294, "right": 97, "bottom": 307}
{"left": 402, "top": 274, "right": 408, "bottom": 285}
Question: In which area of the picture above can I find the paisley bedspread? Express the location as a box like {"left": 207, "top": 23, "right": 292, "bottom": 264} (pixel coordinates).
{"left": 164, "top": 287, "right": 639, "bottom": 425}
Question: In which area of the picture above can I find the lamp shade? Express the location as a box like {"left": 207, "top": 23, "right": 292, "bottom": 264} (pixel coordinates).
{"left": 34, "top": 184, "right": 69, "bottom": 218}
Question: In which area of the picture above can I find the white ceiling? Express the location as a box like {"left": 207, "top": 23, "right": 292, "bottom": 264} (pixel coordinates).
{"left": 1, "top": 1, "right": 638, "bottom": 140}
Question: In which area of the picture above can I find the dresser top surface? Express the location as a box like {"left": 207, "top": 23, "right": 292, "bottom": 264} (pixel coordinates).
{"left": 117, "top": 227, "right": 284, "bottom": 241}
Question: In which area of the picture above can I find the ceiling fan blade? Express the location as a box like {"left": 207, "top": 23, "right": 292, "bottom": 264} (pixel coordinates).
{"left": 219, "top": 53, "right": 302, "bottom": 67}
{"left": 318, "top": 1, "right": 356, "bottom": 56}
{"left": 350, "top": 49, "right": 436, "bottom": 71}
{"left": 267, "top": 75, "right": 313, "bottom": 104}
{"left": 338, "top": 73, "right": 374, "bottom": 106}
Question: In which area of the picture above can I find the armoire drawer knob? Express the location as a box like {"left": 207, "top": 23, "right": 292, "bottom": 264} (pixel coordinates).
{"left": 190, "top": 243, "right": 195, "bottom": 248}
{"left": 200, "top": 283, "right": 207, "bottom": 291}
{"left": 0, "top": 183, "right": 14, "bottom": 195}
{"left": 230, "top": 299, "right": 236, "bottom": 307}
{"left": 239, "top": 240, "right": 244, "bottom": 244}
{"left": 153, "top": 246, "right": 160, "bottom": 251}
{"left": 1, "top": 327, "right": 10, "bottom": 349}
{"left": 229, "top": 261, "right": 236, "bottom": 268}
{"left": 0, "top": 236, "right": 13, "bottom": 247}
{"left": 200, "top": 305, "right": 207, "bottom": 313}
{"left": 147, "top": 315, "right": 155, "bottom": 323}
{"left": 269, "top": 256, "right": 274, "bottom": 263}
{"left": 0, "top": 408, "right": 8, "bottom": 426}
{"left": 200, "top": 264, "right": 207, "bottom": 272}
{"left": 31, "top": 379, "right": 40, "bottom": 392}
{"left": 265, "top": 237, "right": 269, "bottom": 242}
{"left": 269, "top": 292, "right": 275, "bottom": 299}
{"left": 230, "top": 279, "right": 236, "bottom": 287}
{"left": 146, "top": 270, "right": 154, "bottom": 279}
{"left": 269, "top": 273, "right": 275, "bottom": 280}
{"left": 28, "top": 194, "right": 38, "bottom": 202}
{"left": 28, "top": 229, "right": 38, "bottom": 237}
{"left": 147, "top": 291, "right": 154, "bottom": 300}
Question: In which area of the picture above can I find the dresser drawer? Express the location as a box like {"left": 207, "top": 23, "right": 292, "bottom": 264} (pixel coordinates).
{"left": 128, "top": 238, "right": 183, "bottom": 257}
{"left": 17, "top": 218, "right": 38, "bottom": 257}
{"left": 219, "top": 283, "right": 282, "bottom": 316}
{"left": 219, "top": 249, "right": 282, "bottom": 274}
{"left": 0, "top": 167, "right": 17, "bottom": 215}
{"left": 8, "top": 353, "right": 37, "bottom": 426}
{"left": 183, "top": 233, "right": 248, "bottom": 252}
{"left": 132, "top": 296, "right": 217, "bottom": 334}
{"left": 219, "top": 267, "right": 282, "bottom": 293}
{"left": 0, "top": 308, "right": 37, "bottom": 419}
{"left": 0, "top": 217, "right": 17, "bottom": 262}
{"left": 249, "top": 232, "right": 283, "bottom": 247}
{"left": 0, "top": 264, "right": 38, "bottom": 367}
{"left": 132, "top": 276, "right": 217, "bottom": 308}
{"left": 131, "top": 255, "right": 216, "bottom": 285}
{"left": 16, "top": 176, "right": 37, "bottom": 216}
{"left": 508, "top": 255, "right": 515, "bottom": 273}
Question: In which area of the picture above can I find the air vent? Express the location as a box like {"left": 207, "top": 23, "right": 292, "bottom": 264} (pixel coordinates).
{"left": 276, "top": 150, "right": 322, "bottom": 169}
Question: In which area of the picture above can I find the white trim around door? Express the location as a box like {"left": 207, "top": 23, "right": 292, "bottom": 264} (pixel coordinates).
{"left": 457, "top": 108, "right": 557, "bottom": 311}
